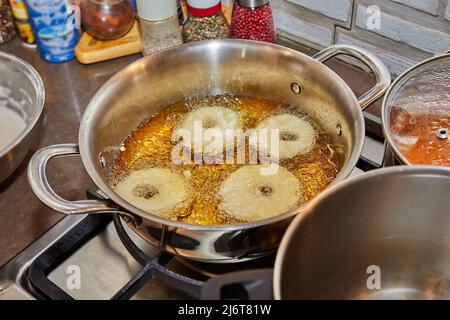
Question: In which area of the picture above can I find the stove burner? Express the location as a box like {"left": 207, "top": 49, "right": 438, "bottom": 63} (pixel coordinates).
{"left": 26, "top": 192, "right": 204, "bottom": 300}
{"left": 175, "top": 254, "right": 276, "bottom": 278}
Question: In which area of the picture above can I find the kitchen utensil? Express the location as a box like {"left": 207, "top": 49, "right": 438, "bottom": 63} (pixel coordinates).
{"left": 382, "top": 51, "right": 450, "bottom": 166}
{"left": 28, "top": 40, "right": 390, "bottom": 263}
{"left": 0, "top": 52, "right": 45, "bottom": 183}
{"left": 276, "top": 165, "right": 450, "bottom": 299}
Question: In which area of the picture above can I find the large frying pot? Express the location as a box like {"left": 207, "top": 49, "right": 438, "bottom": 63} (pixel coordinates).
{"left": 27, "top": 40, "right": 390, "bottom": 263}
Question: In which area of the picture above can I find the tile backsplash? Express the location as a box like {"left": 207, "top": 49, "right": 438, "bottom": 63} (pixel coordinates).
{"left": 269, "top": 0, "right": 450, "bottom": 75}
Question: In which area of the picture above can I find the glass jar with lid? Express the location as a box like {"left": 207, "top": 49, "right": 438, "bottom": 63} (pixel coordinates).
{"left": 230, "top": 0, "right": 275, "bottom": 43}
{"left": 182, "top": 0, "right": 230, "bottom": 43}
{"left": 80, "top": 0, "right": 135, "bottom": 40}
{"left": 137, "top": 0, "right": 183, "bottom": 56}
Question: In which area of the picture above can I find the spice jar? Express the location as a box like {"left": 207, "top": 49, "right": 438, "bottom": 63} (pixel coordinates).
{"left": 8, "top": 0, "right": 35, "bottom": 45}
{"left": 0, "top": 0, "right": 15, "bottom": 44}
{"left": 137, "top": 0, "right": 182, "bottom": 56}
{"left": 230, "top": 0, "right": 275, "bottom": 43}
{"left": 182, "top": 0, "right": 230, "bottom": 43}
{"left": 80, "top": 0, "right": 135, "bottom": 40}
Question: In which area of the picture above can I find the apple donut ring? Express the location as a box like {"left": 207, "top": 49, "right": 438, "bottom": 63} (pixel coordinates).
{"left": 115, "top": 168, "right": 190, "bottom": 217}
{"left": 254, "top": 114, "right": 316, "bottom": 159}
{"left": 218, "top": 165, "right": 301, "bottom": 221}
{"left": 175, "top": 106, "right": 241, "bottom": 155}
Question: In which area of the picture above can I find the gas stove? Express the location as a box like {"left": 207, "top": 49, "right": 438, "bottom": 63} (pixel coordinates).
{"left": 0, "top": 117, "right": 386, "bottom": 300}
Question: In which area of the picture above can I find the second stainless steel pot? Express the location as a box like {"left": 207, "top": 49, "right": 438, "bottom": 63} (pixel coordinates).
{"left": 27, "top": 40, "right": 390, "bottom": 263}
{"left": 382, "top": 51, "right": 450, "bottom": 167}
{"left": 275, "top": 166, "right": 450, "bottom": 299}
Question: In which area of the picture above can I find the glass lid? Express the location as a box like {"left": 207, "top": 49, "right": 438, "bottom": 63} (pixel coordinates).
{"left": 385, "top": 54, "right": 450, "bottom": 166}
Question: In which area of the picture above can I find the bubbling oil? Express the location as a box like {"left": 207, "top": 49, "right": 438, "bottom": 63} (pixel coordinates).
{"left": 107, "top": 95, "right": 343, "bottom": 225}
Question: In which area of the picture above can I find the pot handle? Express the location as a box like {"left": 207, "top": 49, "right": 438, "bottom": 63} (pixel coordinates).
{"left": 27, "top": 144, "right": 120, "bottom": 215}
{"left": 313, "top": 44, "right": 391, "bottom": 110}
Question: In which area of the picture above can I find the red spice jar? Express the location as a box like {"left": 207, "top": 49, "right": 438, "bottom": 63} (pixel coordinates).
{"left": 230, "top": 0, "right": 275, "bottom": 43}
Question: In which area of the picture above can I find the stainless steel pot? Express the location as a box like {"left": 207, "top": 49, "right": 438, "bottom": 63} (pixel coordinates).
{"left": 0, "top": 52, "right": 45, "bottom": 184}
{"left": 275, "top": 166, "right": 450, "bottom": 299}
{"left": 27, "top": 40, "right": 390, "bottom": 263}
{"left": 382, "top": 51, "right": 450, "bottom": 166}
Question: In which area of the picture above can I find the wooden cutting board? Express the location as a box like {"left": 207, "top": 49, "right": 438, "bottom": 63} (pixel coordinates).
{"left": 75, "top": 21, "right": 142, "bottom": 64}
{"left": 75, "top": 4, "right": 232, "bottom": 64}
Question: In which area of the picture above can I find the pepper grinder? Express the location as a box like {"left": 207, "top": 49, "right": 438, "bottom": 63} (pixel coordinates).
{"left": 137, "top": 0, "right": 183, "bottom": 56}
{"left": 182, "top": 0, "right": 230, "bottom": 42}
{"left": 230, "top": 0, "right": 275, "bottom": 43}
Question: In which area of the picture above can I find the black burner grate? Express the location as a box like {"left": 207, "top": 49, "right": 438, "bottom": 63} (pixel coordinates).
{"left": 27, "top": 192, "right": 203, "bottom": 300}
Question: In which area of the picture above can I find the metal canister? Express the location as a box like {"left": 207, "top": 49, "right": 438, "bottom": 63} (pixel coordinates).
{"left": 8, "top": 0, "right": 35, "bottom": 45}
{"left": 24, "top": 0, "right": 79, "bottom": 62}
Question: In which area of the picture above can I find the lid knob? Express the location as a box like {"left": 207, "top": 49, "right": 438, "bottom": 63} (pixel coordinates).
{"left": 436, "top": 127, "right": 448, "bottom": 140}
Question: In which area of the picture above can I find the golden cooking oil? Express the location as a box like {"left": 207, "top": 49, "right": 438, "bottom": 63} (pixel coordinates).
{"left": 108, "top": 95, "right": 342, "bottom": 225}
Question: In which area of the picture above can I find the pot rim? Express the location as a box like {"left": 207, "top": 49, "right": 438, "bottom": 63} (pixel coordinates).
{"left": 0, "top": 51, "right": 45, "bottom": 158}
{"left": 381, "top": 52, "right": 450, "bottom": 165}
{"left": 273, "top": 164, "right": 450, "bottom": 299}
{"left": 78, "top": 39, "right": 365, "bottom": 231}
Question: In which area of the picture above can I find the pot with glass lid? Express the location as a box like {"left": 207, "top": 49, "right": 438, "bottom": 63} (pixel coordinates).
{"left": 27, "top": 40, "right": 390, "bottom": 263}
{"left": 382, "top": 51, "right": 450, "bottom": 167}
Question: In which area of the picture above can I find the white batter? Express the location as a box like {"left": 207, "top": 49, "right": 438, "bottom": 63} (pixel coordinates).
{"left": 0, "top": 106, "right": 27, "bottom": 151}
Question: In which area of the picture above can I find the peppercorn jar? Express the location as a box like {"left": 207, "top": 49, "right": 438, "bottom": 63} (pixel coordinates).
{"left": 182, "top": 0, "right": 230, "bottom": 43}
{"left": 0, "top": 0, "right": 15, "bottom": 44}
{"left": 137, "top": 0, "right": 183, "bottom": 56}
{"left": 230, "top": 0, "right": 275, "bottom": 43}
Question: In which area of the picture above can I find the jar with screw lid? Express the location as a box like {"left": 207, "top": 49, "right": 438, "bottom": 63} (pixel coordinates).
{"left": 137, "top": 0, "right": 183, "bottom": 56}
{"left": 182, "top": 0, "right": 230, "bottom": 43}
{"left": 230, "top": 0, "right": 275, "bottom": 43}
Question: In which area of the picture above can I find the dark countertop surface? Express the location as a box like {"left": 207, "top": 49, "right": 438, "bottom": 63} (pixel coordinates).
{"left": 0, "top": 37, "right": 382, "bottom": 267}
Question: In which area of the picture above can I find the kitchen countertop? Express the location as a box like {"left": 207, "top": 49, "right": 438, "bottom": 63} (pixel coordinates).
{"left": 0, "top": 37, "right": 382, "bottom": 267}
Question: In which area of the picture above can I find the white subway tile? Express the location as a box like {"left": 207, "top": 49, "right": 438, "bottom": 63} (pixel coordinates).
{"left": 355, "top": 4, "right": 450, "bottom": 53}
{"left": 286, "top": 0, "right": 353, "bottom": 22}
{"left": 274, "top": 9, "right": 333, "bottom": 47}
{"left": 391, "top": 0, "right": 439, "bottom": 15}
{"left": 336, "top": 27, "right": 431, "bottom": 76}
